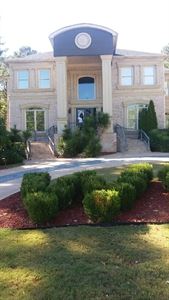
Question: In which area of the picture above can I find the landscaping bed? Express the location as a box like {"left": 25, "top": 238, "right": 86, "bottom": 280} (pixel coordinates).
{"left": 1, "top": 180, "right": 169, "bottom": 229}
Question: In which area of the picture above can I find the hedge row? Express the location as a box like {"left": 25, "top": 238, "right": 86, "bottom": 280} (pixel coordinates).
{"left": 21, "top": 163, "right": 153, "bottom": 224}
{"left": 158, "top": 164, "right": 169, "bottom": 191}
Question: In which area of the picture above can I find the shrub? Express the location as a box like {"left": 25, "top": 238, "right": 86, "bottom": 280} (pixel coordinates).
{"left": 117, "top": 174, "right": 147, "bottom": 198}
{"left": 164, "top": 172, "right": 169, "bottom": 191}
{"left": 117, "top": 182, "right": 136, "bottom": 211}
{"left": 21, "top": 172, "right": 51, "bottom": 198}
{"left": 47, "top": 175, "right": 77, "bottom": 209}
{"left": 24, "top": 192, "right": 58, "bottom": 224}
{"left": 128, "top": 163, "right": 153, "bottom": 183}
{"left": 158, "top": 164, "right": 169, "bottom": 183}
{"left": 81, "top": 174, "right": 107, "bottom": 196}
{"left": 83, "top": 189, "right": 120, "bottom": 223}
{"left": 149, "top": 129, "right": 169, "bottom": 152}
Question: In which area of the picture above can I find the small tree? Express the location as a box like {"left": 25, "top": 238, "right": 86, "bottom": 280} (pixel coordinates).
{"left": 148, "top": 100, "right": 158, "bottom": 132}
{"left": 139, "top": 108, "right": 148, "bottom": 133}
{"left": 139, "top": 100, "right": 158, "bottom": 134}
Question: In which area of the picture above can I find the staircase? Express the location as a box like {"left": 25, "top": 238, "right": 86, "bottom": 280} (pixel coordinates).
{"left": 30, "top": 131, "right": 55, "bottom": 160}
{"left": 127, "top": 138, "right": 149, "bottom": 153}
{"left": 115, "top": 125, "right": 150, "bottom": 154}
{"left": 125, "top": 129, "right": 150, "bottom": 153}
{"left": 30, "top": 142, "right": 54, "bottom": 160}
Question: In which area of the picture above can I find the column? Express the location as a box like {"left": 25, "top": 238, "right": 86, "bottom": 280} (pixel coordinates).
{"left": 100, "top": 55, "right": 113, "bottom": 132}
{"left": 100, "top": 55, "right": 117, "bottom": 152}
{"left": 55, "top": 57, "right": 68, "bottom": 134}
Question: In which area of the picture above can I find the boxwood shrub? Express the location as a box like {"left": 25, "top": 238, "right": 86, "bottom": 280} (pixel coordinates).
{"left": 47, "top": 175, "right": 78, "bottom": 209}
{"left": 128, "top": 163, "right": 153, "bottom": 183}
{"left": 117, "top": 182, "right": 136, "bottom": 211}
{"left": 164, "top": 172, "right": 169, "bottom": 191}
{"left": 117, "top": 174, "right": 147, "bottom": 198}
{"left": 83, "top": 189, "right": 120, "bottom": 223}
{"left": 21, "top": 172, "right": 51, "bottom": 198}
{"left": 23, "top": 191, "right": 58, "bottom": 224}
{"left": 158, "top": 164, "right": 169, "bottom": 183}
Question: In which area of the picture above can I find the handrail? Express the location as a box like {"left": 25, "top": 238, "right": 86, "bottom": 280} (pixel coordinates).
{"left": 139, "top": 129, "right": 150, "bottom": 150}
{"left": 46, "top": 125, "right": 57, "bottom": 156}
{"left": 25, "top": 140, "right": 32, "bottom": 160}
{"left": 114, "top": 124, "right": 128, "bottom": 152}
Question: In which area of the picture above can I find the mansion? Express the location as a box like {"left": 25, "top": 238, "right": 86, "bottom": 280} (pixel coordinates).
{"left": 7, "top": 24, "right": 169, "bottom": 152}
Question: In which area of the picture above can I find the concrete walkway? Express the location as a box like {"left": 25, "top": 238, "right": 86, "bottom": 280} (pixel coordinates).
{"left": 0, "top": 152, "right": 169, "bottom": 200}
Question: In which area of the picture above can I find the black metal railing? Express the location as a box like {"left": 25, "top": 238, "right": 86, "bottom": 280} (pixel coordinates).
{"left": 25, "top": 140, "right": 32, "bottom": 160}
{"left": 114, "top": 124, "right": 128, "bottom": 152}
{"left": 46, "top": 125, "right": 57, "bottom": 155}
{"left": 139, "top": 129, "right": 150, "bottom": 151}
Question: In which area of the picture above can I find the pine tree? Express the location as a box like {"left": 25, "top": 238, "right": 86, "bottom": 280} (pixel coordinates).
{"left": 147, "top": 100, "right": 158, "bottom": 132}
{"left": 139, "top": 100, "right": 158, "bottom": 134}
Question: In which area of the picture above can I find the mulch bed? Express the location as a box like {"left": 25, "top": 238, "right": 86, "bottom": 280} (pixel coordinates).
{"left": 0, "top": 181, "right": 169, "bottom": 229}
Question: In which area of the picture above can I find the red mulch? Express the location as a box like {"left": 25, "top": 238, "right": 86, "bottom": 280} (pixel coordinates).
{"left": 0, "top": 181, "right": 169, "bottom": 229}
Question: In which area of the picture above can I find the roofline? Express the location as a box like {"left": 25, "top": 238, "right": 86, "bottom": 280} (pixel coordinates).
{"left": 49, "top": 23, "right": 118, "bottom": 46}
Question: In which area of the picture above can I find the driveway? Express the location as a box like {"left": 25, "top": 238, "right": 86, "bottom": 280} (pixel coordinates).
{"left": 0, "top": 152, "right": 169, "bottom": 200}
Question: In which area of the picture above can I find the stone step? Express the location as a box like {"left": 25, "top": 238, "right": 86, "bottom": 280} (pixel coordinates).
{"left": 127, "top": 138, "right": 150, "bottom": 153}
{"left": 30, "top": 142, "right": 54, "bottom": 159}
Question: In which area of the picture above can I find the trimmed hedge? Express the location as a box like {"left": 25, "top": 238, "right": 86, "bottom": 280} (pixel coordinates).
{"left": 47, "top": 175, "right": 77, "bottom": 209}
{"left": 158, "top": 164, "right": 169, "bottom": 183}
{"left": 117, "top": 182, "right": 136, "bottom": 211}
{"left": 83, "top": 189, "right": 120, "bottom": 222}
{"left": 117, "top": 173, "right": 147, "bottom": 198}
{"left": 24, "top": 192, "right": 58, "bottom": 224}
{"left": 21, "top": 172, "right": 51, "bottom": 198}
{"left": 164, "top": 172, "right": 169, "bottom": 191}
{"left": 149, "top": 129, "right": 169, "bottom": 152}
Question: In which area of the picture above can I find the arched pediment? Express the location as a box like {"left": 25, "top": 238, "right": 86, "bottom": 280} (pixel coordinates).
{"left": 49, "top": 23, "right": 118, "bottom": 57}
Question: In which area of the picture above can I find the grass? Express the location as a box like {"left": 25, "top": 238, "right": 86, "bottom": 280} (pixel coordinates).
{"left": 1, "top": 225, "right": 169, "bottom": 300}
{"left": 96, "top": 162, "right": 169, "bottom": 182}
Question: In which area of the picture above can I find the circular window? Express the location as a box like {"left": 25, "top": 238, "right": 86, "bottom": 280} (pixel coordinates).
{"left": 75, "top": 32, "right": 92, "bottom": 49}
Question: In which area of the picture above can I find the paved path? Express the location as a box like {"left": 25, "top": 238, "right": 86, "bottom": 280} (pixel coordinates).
{"left": 0, "top": 152, "right": 169, "bottom": 200}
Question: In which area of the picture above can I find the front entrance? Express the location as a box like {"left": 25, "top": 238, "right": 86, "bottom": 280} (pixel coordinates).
{"left": 127, "top": 104, "right": 148, "bottom": 130}
{"left": 76, "top": 108, "right": 96, "bottom": 125}
{"left": 25, "top": 108, "right": 46, "bottom": 132}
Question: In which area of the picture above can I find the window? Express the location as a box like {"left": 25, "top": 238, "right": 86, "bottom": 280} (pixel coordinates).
{"left": 17, "top": 70, "right": 29, "bottom": 89}
{"left": 120, "top": 67, "right": 133, "bottom": 86}
{"left": 39, "top": 70, "right": 50, "bottom": 88}
{"left": 26, "top": 108, "right": 45, "bottom": 131}
{"left": 78, "top": 77, "right": 95, "bottom": 100}
{"left": 127, "top": 104, "right": 148, "bottom": 129}
{"left": 143, "top": 66, "right": 155, "bottom": 85}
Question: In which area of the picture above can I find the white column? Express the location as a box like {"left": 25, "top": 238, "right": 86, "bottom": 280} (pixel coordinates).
{"left": 55, "top": 57, "right": 68, "bottom": 134}
{"left": 100, "top": 55, "right": 113, "bottom": 132}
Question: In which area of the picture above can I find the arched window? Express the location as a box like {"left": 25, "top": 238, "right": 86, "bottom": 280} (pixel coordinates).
{"left": 78, "top": 76, "right": 95, "bottom": 100}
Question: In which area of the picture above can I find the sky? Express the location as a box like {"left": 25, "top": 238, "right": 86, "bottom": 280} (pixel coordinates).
{"left": 0, "top": 0, "right": 169, "bottom": 55}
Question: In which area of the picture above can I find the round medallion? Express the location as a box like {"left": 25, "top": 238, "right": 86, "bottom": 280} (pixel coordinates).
{"left": 75, "top": 32, "right": 92, "bottom": 49}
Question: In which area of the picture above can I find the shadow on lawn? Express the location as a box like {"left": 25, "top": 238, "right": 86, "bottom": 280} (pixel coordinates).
{"left": 1, "top": 225, "right": 169, "bottom": 300}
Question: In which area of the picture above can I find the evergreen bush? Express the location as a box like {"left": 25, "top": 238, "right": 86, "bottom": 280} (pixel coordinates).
{"left": 117, "top": 182, "right": 136, "bottom": 211}
{"left": 24, "top": 192, "right": 58, "bottom": 224}
{"left": 21, "top": 172, "right": 51, "bottom": 198}
{"left": 83, "top": 189, "right": 120, "bottom": 222}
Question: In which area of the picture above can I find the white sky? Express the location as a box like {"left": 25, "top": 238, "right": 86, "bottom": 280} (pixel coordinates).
{"left": 0, "top": 0, "right": 169, "bottom": 54}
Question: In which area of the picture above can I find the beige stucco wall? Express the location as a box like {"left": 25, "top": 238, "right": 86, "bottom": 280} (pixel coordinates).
{"left": 7, "top": 54, "right": 166, "bottom": 131}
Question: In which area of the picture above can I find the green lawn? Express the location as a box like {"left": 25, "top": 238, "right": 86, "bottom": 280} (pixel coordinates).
{"left": 96, "top": 162, "right": 169, "bottom": 181}
{"left": 1, "top": 225, "right": 169, "bottom": 300}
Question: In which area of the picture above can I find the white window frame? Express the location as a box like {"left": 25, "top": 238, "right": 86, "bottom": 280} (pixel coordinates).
{"left": 77, "top": 76, "right": 96, "bottom": 100}
{"left": 17, "top": 70, "right": 29, "bottom": 89}
{"left": 25, "top": 108, "right": 46, "bottom": 131}
{"left": 143, "top": 66, "right": 155, "bottom": 85}
{"left": 38, "top": 69, "right": 50, "bottom": 89}
{"left": 120, "top": 67, "right": 133, "bottom": 86}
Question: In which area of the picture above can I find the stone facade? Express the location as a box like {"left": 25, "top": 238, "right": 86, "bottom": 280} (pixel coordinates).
{"left": 6, "top": 24, "right": 168, "bottom": 153}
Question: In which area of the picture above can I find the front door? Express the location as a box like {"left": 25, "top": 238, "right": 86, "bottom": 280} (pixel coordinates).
{"left": 76, "top": 108, "right": 96, "bottom": 126}
{"left": 26, "top": 109, "right": 45, "bottom": 132}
